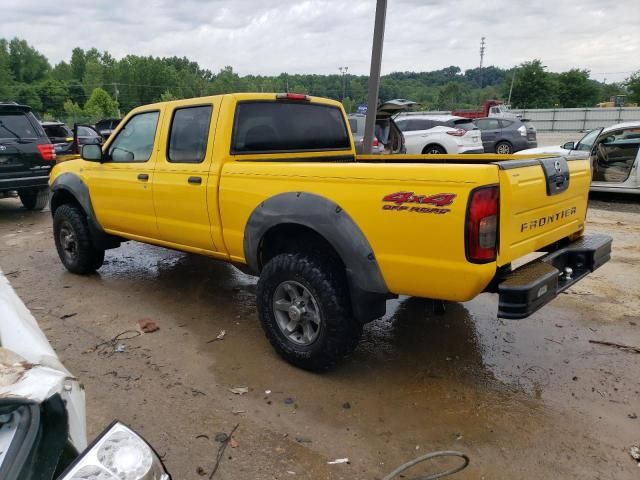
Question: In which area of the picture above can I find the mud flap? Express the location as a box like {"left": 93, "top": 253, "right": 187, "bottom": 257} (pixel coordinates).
{"left": 498, "top": 234, "right": 612, "bottom": 319}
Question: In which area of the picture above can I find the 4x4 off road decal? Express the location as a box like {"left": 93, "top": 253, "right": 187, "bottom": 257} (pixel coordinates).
{"left": 382, "top": 191, "right": 456, "bottom": 214}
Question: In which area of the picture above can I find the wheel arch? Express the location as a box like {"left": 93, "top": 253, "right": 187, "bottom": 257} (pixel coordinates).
{"left": 422, "top": 143, "right": 447, "bottom": 154}
{"left": 244, "top": 192, "right": 389, "bottom": 322}
{"left": 50, "top": 172, "right": 121, "bottom": 250}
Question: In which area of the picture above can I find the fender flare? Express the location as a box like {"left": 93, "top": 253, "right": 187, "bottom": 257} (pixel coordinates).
{"left": 243, "top": 192, "right": 389, "bottom": 322}
{"left": 50, "top": 172, "right": 121, "bottom": 250}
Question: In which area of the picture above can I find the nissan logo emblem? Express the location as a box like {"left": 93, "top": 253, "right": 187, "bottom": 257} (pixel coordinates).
{"left": 554, "top": 160, "right": 562, "bottom": 173}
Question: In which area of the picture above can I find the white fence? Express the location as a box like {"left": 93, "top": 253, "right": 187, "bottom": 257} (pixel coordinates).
{"left": 509, "top": 107, "right": 640, "bottom": 131}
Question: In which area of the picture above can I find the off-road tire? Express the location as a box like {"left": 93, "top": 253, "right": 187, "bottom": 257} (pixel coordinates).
{"left": 53, "top": 204, "right": 105, "bottom": 274}
{"left": 257, "top": 253, "right": 362, "bottom": 371}
{"left": 495, "top": 141, "right": 513, "bottom": 154}
{"left": 422, "top": 144, "right": 446, "bottom": 154}
{"left": 19, "top": 187, "right": 50, "bottom": 211}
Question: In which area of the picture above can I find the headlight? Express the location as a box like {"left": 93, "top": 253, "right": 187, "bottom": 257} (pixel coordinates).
{"left": 59, "top": 422, "right": 170, "bottom": 480}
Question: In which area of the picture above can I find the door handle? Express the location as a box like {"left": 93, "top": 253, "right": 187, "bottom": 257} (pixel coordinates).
{"left": 188, "top": 176, "right": 202, "bottom": 185}
{"left": 137, "top": 173, "right": 149, "bottom": 181}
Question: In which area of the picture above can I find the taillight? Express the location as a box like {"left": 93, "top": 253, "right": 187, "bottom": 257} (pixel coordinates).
{"left": 517, "top": 125, "right": 527, "bottom": 137}
{"left": 466, "top": 186, "right": 499, "bottom": 263}
{"left": 359, "top": 137, "right": 380, "bottom": 147}
{"left": 276, "top": 93, "right": 310, "bottom": 101}
{"left": 37, "top": 143, "right": 56, "bottom": 161}
{"left": 446, "top": 129, "right": 465, "bottom": 137}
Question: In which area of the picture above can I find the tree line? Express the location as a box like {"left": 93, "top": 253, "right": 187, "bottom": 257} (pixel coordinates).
{"left": 0, "top": 37, "right": 638, "bottom": 125}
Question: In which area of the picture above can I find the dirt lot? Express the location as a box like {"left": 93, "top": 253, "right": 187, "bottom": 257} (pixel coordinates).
{"left": 1, "top": 194, "right": 639, "bottom": 479}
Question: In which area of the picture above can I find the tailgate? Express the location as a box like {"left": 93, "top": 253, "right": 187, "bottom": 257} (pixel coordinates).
{"left": 496, "top": 156, "right": 591, "bottom": 266}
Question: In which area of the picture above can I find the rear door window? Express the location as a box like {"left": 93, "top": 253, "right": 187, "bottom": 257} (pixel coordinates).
{"left": 168, "top": 105, "right": 213, "bottom": 163}
{"left": 44, "top": 125, "right": 71, "bottom": 139}
{"left": 475, "top": 119, "right": 500, "bottom": 130}
{"left": 0, "top": 113, "right": 40, "bottom": 140}
{"left": 232, "top": 101, "right": 350, "bottom": 153}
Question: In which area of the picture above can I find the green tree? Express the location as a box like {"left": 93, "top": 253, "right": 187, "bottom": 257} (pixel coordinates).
{"left": 0, "top": 39, "right": 13, "bottom": 100}
{"left": 70, "top": 47, "right": 86, "bottom": 81}
{"left": 437, "top": 82, "right": 465, "bottom": 109}
{"left": 83, "top": 88, "right": 119, "bottom": 119}
{"left": 556, "top": 69, "right": 599, "bottom": 107}
{"left": 15, "top": 84, "right": 42, "bottom": 112}
{"left": 82, "top": 59, "right": 104, "bottom": 96}
{"left": 7, "top": 38, "right": 50, "bottom": 83}
{"left": 509, "top": 60, "right": 556, "bottom": 108}
{"left": 37, "top": 79, "right": 70, "bottom": 117}
{"left": 159, "top": 90, "right": 177, "bottom": 102}
{"left": 63, "top": 99, "right": 84, "bottom": 124}
{"left": 627, "top": 71, "right": 640, "bottom": 104}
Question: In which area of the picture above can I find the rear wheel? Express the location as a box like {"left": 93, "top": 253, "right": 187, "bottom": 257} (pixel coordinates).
{"left": 54, "top": 204, "right": 105, "bottom": 274}
{"left": 495, "top": 141, "right": 513, "bottom": 154}
{"left": 422, "top": 144, "right": 446, "bottom": 154}
{"left": 257, "top": 252, "right": 362, "bottom": 371}
{"left": 18, "top": 187, "right": 50, "bottom": 211}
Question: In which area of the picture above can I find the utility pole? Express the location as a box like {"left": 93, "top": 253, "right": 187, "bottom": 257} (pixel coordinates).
{"left": 113, "top": 83, "right": 120, "bottom": 117}
{"left": 338, "top": 66, "right": 349, "bottom": 101}
{"left": 507, "top": 69, "right": 516, "bottom": 105}
{"left": 363, "top": 0, "right": 387, "bottom": 155}
{"left": 479, "top": 37, "right": 486, "bottom": 88}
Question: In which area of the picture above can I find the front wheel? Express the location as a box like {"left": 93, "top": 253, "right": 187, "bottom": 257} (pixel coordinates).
{"left": 53, "top": 204, "right": 105, "bottom": 274}
{"left": 495, "top": 141, "right": 513, "bottom": 154}
{"left": 256, "top": 253, "right": 362, "bottom": 371}
{"left": 18, "top": 187, "right": 50, "bottom": 211}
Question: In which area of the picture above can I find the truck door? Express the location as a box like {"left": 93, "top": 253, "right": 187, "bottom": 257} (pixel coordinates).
{"left": 152, "top": 100, "right": 221, "bottom": 252}
{"left": 84, "top": 110, "right": 160, "bottom": 238}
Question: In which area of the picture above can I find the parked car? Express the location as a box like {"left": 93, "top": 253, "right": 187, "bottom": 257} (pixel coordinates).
{"left": 348, "top": 99, "right": 412, "bottom": 154}
{"left": 50, "top": 92, "right": 610, "bottom": 370}
{"left": 393, "top": 114, "right": 484, "bottom": 154}
{"left": 42, "top": 122, "right": 102, "bottom": 155}
{"left": 0, "top": 102, "right": 55, "bottom": 210}
{"left": 94, "top": 118, "right": 121, "bottom": 140}
{"left": 473, "top": 117, "right": 537, "bottom": 153}
{"left": 516, "top": 127, "right": 601, "bottom": 158}
{"left": 348, "top": 114, "right": 385, "bottom": 154}
{"left": 0, "top": 270, "right": 171, "bottom": 479}
{"left": 517, "top": 122, "right": 640, "bottom": 194}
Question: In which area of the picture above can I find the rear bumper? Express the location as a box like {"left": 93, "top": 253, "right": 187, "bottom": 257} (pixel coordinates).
{"left": 0, "top": 175, "right": 50, "bottom": 192}
{"left": 497, "top": 234, "right": 612, "bottom": 319}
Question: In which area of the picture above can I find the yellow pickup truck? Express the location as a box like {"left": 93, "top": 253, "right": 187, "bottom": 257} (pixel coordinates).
{"left": 49, "top": 93, "right": 612, "bottom": 370}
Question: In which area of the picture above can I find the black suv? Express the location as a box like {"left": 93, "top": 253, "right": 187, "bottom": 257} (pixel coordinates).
{"left": 0, "top": 103, "right": 55, "bottom": 210}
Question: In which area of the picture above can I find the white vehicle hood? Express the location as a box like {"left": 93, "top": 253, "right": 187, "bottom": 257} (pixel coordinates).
{"left": 0, "top": 269, "right": 87, "bottom": 449}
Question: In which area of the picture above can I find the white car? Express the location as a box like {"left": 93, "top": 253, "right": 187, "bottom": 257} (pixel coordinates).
{"left": 0, "top": 270, "right": 170, "bottom": 479}
{"left": 394, "top": 114, "right": 484, "bottom": 154}
{"left": 517, "top": 122, "right": 640, "bottom": 194}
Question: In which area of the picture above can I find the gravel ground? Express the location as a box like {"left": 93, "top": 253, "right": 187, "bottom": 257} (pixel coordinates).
{"left": 1, "top": 195, "right": 639, "bottom": 479}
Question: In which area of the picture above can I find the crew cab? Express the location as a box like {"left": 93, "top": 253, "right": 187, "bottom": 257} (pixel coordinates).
{"left": 49, "top": 93, "right": 612, "bottom": 370}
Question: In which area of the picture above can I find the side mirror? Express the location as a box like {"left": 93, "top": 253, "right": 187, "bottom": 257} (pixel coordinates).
{"left": 562, "top": 141, "right": 575, "bottom": 150}
{"left": 81, "top": 144, "right": 103, "bottom": 162}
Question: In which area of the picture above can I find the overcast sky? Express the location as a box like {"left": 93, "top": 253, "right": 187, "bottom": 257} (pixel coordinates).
{"left": 1, "top": 0, "right": 638, "bottom": 82}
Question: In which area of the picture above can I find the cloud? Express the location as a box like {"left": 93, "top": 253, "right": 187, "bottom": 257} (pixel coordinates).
{"left": 0, "top": 0, "right": 638, "bottom": 81}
